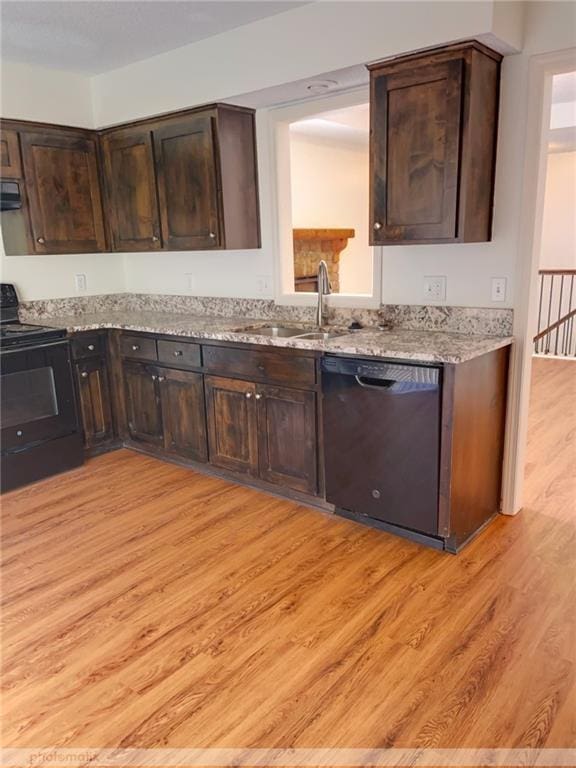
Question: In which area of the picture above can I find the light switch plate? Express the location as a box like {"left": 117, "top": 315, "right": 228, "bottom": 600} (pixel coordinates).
{"left": 74, "top": 273, "right": 87, "bottom": 293}
{"left": 491, "top": 277, "right": 507, "bottom": 302}
{"left": 423, "top": 276, "right": 447, "bottom": 302}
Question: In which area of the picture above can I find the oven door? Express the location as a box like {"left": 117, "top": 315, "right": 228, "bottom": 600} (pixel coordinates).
{"left": 1, "top": 339, "right": 79, "bottom": 452}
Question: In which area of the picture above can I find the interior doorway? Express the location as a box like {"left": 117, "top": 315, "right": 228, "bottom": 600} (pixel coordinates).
{"left": 505, "top": 54, "right": 576, "bottom": 520}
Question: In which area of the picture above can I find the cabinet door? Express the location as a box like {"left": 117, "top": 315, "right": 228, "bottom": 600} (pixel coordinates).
{"left": 123, "top": 361, "right": 164, "bottom": 445}
{"left": 159, "top": 368, "right": 207, "bottom": 462}
{"left": 75, "top": 358, "right": 114, "bottom": 448}
{"left": 371, "top": 59, "right": 463, "bottom": 244}
{"left": 204, "top": 375, "right": 258, "bottom": 475}
{"left": 101, "top": 129, "right": 162, "bottom": 252}
{"left": 257, "top": 385, "right": 318, "bottom": 494}
{"left": 20, "top": 130, "right": 106, "bottom": 253}
{"left": 1, "top": 130, "right": 22, "bottom": 178}
{"left": 153, "top": 115, "right": 221, "bottom": 250}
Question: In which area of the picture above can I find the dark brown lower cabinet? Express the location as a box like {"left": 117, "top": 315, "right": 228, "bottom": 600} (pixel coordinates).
{"left": 75, "top": 357, "right": 114, "bottom": 449}
{"left": 204, "top": 376, "right": 259, "bottom": 475}
{"left": 205, "top": 375, "right": 318, "bottom": 493}
{"left": 123, "top": 361, "right": 164, "bottom": 446}
{"left": 122, "top": 360, "right": 208, "bottom": 459}
{"left": 159, "top": 368, "right": 207, "bottom": 463}
{"left": 258, "top": 384, "right": 317, "bottom": 494}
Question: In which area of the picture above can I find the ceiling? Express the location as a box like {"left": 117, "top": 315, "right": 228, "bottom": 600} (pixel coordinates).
{"left": 0, "top": 1, "right": 308, "bottom": 75}
{"left": 290, "top": 103, "right": 369, "bottom": 145}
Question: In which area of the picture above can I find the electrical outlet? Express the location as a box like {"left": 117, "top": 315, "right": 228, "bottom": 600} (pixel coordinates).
{"left": 256, "top": 275, "right": 272, "bottom": 295}
{"left": 491, "top": 277, "right": 507, "bottom": 302}
{"left": 74, "top": 273, "right": 87, "bottom": 293}
{"left": 423, "top": 276, "right": 447, "bottom": 302}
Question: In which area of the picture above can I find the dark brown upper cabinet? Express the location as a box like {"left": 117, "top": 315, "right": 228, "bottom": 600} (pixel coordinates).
{"left": 20, "top": 128, "right": 107, "bottom": 254}
{"left": 100, "top": 128, "right": 162, "bottom": 252}
{"left": 369, "top": 41, "right": 502, "bottom": 245}
{"left": 102, "top": 104, "right": 260, "bottom": 253}
{"left": 1, "top": 129, "right": 22, "bottom": 179}
{"left": 153, "top": 114, "right": 220, "bottom": 250}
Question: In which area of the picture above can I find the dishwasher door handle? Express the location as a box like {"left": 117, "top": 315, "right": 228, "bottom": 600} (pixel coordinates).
{"left": 354, "top": 375, "right": 396, "bottom": 390}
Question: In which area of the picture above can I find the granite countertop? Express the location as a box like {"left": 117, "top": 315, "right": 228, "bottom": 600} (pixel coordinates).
{"left": 29, "top": 310, "right": 513, "bottom": 364}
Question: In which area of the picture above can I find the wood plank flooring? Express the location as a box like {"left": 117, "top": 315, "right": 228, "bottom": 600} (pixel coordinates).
{"left": 1, "top": 358, "right": 574, "bottom": 749}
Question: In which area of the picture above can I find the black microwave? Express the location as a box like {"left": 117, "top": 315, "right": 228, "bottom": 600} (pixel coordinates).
{"left": 0, "top": 181, "right": 22, "bottom": 211}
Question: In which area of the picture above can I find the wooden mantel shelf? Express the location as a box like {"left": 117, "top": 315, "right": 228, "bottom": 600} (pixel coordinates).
{"left": 293, "top": 228, "right": 355, "bottom": 240}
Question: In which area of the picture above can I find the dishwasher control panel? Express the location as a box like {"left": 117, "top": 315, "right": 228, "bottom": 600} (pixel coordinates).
{"left": 322, "top": 356, "right": 440, "bottom": 384}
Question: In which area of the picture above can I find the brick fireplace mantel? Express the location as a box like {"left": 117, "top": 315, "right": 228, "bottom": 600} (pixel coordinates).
{"left": 293, "top": 228, "right": 355, "bottom": 292}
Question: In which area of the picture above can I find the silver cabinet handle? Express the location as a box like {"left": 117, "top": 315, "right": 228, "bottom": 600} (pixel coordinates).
{"left": 158, "top": 376, "right": 165, "bottom": 382}
{"left": 373, "top": 222, "right": 383, "bottom": 231}
{"left": 37, "top": 237, "right": 45, "bottom": 244}
{"left": 81, "top": 371, "right": 89, "bottom": 378}
{"left": 209, "top": 232, "right": 216, "bottom": 239}
{"left": 152, "top": 235, "right": 159, "bottom": 242}
{"left": 151, "top": 374, "right": 157, "bottom": 380}
{"left": 245, "top": 392, "right": 252, "bottom": 399}
{"left": 16, "top": 430, "right": 23, "bottom": 437}
{"left": 132, "top": 344, "right": 139, "bottom": 351}
{"left": 255, "top": 393, "right": 262, "bottom": 400}
{"left": 87, "top": 344, "right": 95, "bottom": 351}
{"left": 173, "top": 350, "right": 183, "bottom": 357}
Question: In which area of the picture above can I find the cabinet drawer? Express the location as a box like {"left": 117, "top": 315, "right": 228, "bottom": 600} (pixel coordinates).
{"left": 202, "top": 345, "right": 316, "bottom": 388}
{"left": 71, "top": 334, "right": 104, "bottom": 359}
{"left": 158, "top": 339, "right": 201, "bottom": 368}
{"left": 120, "top": 334, "right": 157, "bottom": 361}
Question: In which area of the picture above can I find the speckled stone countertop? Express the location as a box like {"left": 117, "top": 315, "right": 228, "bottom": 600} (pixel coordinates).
{"left": 32, "top": 309, "right": 513, "bottom": 364}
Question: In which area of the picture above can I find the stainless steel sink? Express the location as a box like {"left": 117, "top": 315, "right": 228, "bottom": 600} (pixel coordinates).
{"left": 243, "top": 325, "right": 308, "bottom": 337}
{"left": 296, "top": 331, "right": 346, "bottom": 340}
{"left": 237, "top": 325, "right": 348, "bottom": 341}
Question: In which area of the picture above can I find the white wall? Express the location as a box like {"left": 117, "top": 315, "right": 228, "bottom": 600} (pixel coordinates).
{"left": 540, "top": 151, "right": 576, "bottom": 270}
{"left": 0, "top": 60, "right": 93, "bottom": 127}
{"left": 2, "top": 0, "right": 574, "bottom": 307}
{"left": 289, "top": 133, "right": 372, "bottom": 294}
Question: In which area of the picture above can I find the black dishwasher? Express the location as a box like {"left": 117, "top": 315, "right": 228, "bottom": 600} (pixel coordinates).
{"left": 321, "top": 356, "right": 441, "bottom": 538}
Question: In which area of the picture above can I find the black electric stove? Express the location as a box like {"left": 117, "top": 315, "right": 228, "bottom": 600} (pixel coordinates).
{"left": 0, "top": 284, "right": 66, "bottom": 348}
{"left": 1, "top": 283, "right": 83, "bottom": 492}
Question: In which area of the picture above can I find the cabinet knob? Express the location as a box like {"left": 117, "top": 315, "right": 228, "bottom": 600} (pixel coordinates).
{"left": 87, "top": 344, "right": 95, "bottom": 351}
{"left": 152, "top": 236, "right": 159, "bottom": 242}
{"left": 132, "top": 344, "right": 139, "bottom": 351}
{"left": 16, "top": 430, "right": 23, "bottom": 437}
{"left": 373, "top": 222, "right": 383, "bottom": 231}
{"left": 151, "top": 374, "right": 157, "bottom": 381}
{"left": 209, "top": 232, "right": 216, "bottom": 239}
{"left": 173, "top": 350, "right": 183, "bottom": 357}
{"left": 158, "top": 376, "right": 165, "bottom": 382}
{"left": 255, "top": 393, "right": 262, "bottom": 400}
{"left": 37, "top": 237, "right": 46, "bottom": 244}
{"left": 245, "top": 392, "right": 253, "bottom": 399}
{"left": 81, "top": 371, "right": 89, "bottom": 378}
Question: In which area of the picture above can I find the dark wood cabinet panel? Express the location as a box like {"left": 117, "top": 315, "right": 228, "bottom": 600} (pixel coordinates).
{"left": 75, "top": 357, "right": 114, "bottom": 449}
{"left": 153, "top": 115, "right": 220, "bottom": 251}
{"left": 101, "top": 128, "right": 162, "bottom": 252}
{"left": 203, "top": 345, "right": 316, "bottom": 388}
{"left": 1, "top": 129, "right": 22, "bottom": 179}
{"left": 20, "top": 130, "right": 106, "bottom": 254}
{"left": 258, "top": 385, "right": 317, "bottom": 494}
{"left": 157, "top": 339, "right": 201, "bottom": 368}
{"left": 120, "top": 334, "right": 157, "bottom": 361}
{"left": 123, "top": 361, "right": 164, "bottom": 445}
{"left": 204, "top": 375, "right": 258, "bottom": 475}
{"left": 369, "top": 42, "right": 501, "bottom": 245}
{"left": 159, "top": 368, "right": 207, "bottom": 462}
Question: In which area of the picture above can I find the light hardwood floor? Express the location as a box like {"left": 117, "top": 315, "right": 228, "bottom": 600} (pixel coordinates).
{"left": 1, "top": 358, "right": 574, "bottom": 749}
